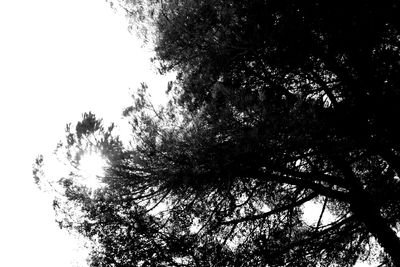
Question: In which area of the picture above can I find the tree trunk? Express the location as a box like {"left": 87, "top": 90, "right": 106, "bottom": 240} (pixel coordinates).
{"left": 334, "top": 157, "right": 400, "bottom": 266}
{"left": 350, "top": 191, "right": 400, "bottom": 267}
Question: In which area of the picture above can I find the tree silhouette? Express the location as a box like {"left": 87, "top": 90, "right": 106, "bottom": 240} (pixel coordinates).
{"left": 35, "top": 1, "right": 400, "bottom": 266}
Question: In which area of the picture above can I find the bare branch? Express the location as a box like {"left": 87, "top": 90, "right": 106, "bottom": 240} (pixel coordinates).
{"left": 221, "top": 192, "right": 318, "bottom": 225}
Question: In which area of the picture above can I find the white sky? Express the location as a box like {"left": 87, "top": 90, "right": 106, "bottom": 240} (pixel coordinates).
{"left": 0, "top": 0, "right": 169, "bottom": 266}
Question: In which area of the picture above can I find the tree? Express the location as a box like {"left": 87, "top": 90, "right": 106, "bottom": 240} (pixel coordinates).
{"left": 34, "top": 1, "right": 400, "bottom": 266}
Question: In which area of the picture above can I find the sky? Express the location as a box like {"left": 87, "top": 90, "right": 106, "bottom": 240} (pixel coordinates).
{"left": 0, "top": 0, "right": 169, "bottom": 266}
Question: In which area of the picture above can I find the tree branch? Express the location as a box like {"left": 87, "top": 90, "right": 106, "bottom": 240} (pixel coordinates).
{"left": 262, "top": 171, "right": 349, "bottom": 201}
{"left": 221, "top": 192, "right": 318, "bottom": 225}
{"left": 273, "top": 166, "right": 349, "bottom": 189}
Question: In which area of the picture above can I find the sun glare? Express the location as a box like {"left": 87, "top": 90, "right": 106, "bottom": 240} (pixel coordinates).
{"left": 78, "top": 152, "right": 108, "bottom": 189}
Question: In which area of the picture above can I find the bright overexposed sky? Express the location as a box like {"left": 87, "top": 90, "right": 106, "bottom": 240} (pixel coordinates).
{"left": 0, "top": 0, "right": 169, "bottom": 266}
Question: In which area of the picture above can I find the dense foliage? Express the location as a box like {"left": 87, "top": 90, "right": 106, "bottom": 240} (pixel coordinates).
{"left": 35, "top": 1, "right": 400, "bottom": 266}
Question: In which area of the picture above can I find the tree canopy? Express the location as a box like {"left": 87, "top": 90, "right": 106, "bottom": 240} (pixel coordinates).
{"left": 34, "top": 1, "right": 400, "bottom": 266}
